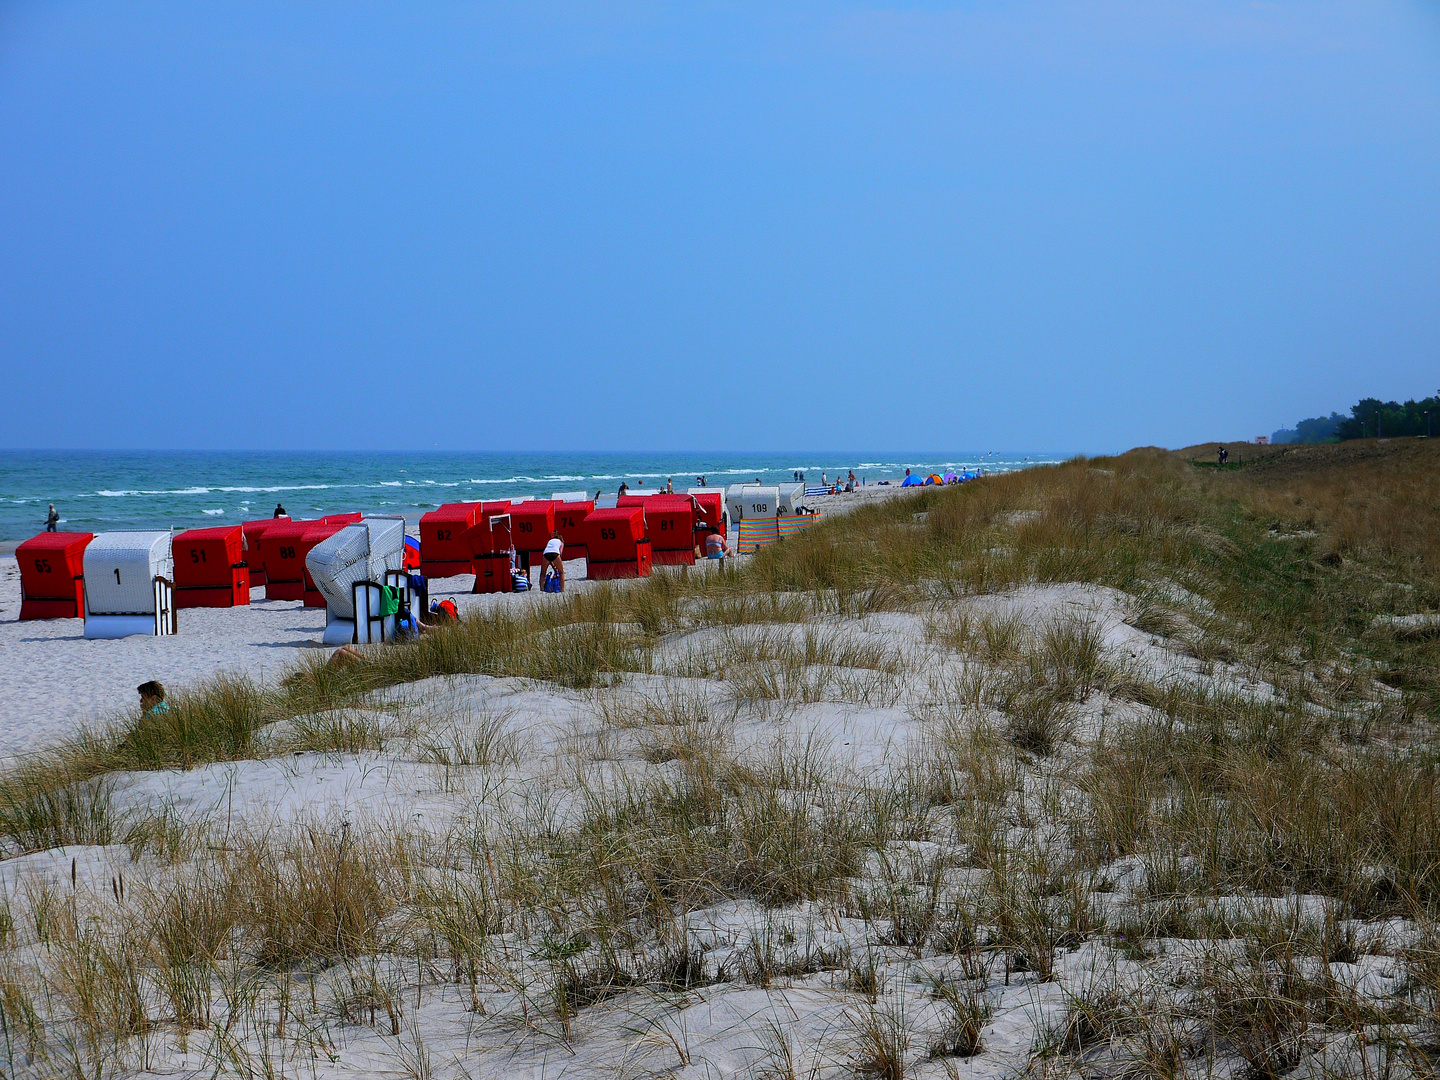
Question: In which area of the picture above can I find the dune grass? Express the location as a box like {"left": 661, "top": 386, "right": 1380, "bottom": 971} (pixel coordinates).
{"left": 2, "top": 441, "right": 1439, "bottom": 1076}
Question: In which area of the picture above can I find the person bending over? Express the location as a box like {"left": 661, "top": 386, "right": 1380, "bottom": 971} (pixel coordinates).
{"left": 541, "top": 531, "right": 566, "bottom": 592}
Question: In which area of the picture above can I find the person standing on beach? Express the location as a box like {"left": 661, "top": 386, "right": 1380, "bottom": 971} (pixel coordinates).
{"left": 45, "top": 504, "right": 59, "bottom": 532}
{"left": 618, "top": 481, "right": 628, "bottom": 497}
{"left": 273, "top": 502, "right": 287, "bottom": 518}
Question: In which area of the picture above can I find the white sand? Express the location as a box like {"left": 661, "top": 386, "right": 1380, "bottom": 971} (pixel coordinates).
{"left": 0, "top": 556, "right": 608, "bottom": 762}
{"left": 0, "top": 576, "right": 1346, "bottom": 1079}
{"left": 0, "top": 483, "right": 919, "bottom": 760}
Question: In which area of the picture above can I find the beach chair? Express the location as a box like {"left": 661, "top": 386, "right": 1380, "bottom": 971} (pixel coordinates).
{"left": 584, "top": 506, "right": 652, "bottom": 579}
{"left": 83, "top": 530, "right": 177, "bottom": 638}
{"left": 173, "top": 525, "right": 250, "bottom": 607}
{"left": 306, "top": 517, "right": 407, "bottom": 644}
{"left": 777, "top": 482, "right": 806, "bottom": 516}
{"left": 17, "top": 531, "right": 92, "bottom": 619}
{"left": 419, "top": 502, "right": 482, "bottom": 579}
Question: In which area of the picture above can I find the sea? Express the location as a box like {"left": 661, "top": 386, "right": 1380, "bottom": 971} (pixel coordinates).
{"left": 0, "top": 451, "right": 1065, "bottom": 542}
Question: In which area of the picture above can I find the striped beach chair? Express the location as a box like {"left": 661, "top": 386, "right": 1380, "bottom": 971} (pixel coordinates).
{"left": 778, "top": 513, "right": 820, "bottom": 539}
{"left": 737, "top": 517, "right": 781, "bottom": 552}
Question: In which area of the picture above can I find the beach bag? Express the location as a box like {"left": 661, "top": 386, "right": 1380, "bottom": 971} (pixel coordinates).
{"left": 430, "top": 598, "right": 459, "bottom": 623}
{"left": 542, "top": 570, "right": 563, "bottom": 593}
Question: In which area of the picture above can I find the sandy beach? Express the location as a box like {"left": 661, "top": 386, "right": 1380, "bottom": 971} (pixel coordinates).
{"left": 0, "top": 482, "right": 916, "bottom": 760}
{"left": 0, "top": 445, "right": 1429, "bottom": 1080}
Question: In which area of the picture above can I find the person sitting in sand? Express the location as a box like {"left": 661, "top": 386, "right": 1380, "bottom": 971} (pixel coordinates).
{"left": 704, "top": 525, "right": 729, "bottom": 561}
{"left": 541, "top": 531, "right": 566, "bottom": 591}
{"left": 137, "top": 680, "right": 171, "bottom": 716}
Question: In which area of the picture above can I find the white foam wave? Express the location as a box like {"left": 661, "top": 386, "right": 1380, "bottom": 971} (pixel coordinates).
{"left": 89, "top": 483, "right": 338, "bottom": 498}
{"left": 95, "top": 486, "right": 212, "bottom": 497}
{"left": 202, "top": 509, "right": 225, "bottom": 516}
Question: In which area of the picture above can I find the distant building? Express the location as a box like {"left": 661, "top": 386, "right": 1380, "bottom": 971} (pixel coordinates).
{"left": 1254, "top": 436, "right": 1269, "bottom": 445}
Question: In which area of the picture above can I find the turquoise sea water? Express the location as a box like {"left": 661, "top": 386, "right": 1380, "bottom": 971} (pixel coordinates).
{"left": 0, "top": 451, "right": 1065, "bottom": 541}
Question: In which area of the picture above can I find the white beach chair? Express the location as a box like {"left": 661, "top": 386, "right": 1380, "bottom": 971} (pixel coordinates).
{"left": 307, "top": 517, "right": 407, "bottom": 645}
{"left": 83, "top": 530, "right": 177, "bottom": 638}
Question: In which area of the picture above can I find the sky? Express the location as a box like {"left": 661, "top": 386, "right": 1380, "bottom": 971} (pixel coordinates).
{"left": 2, "top": 2, "right": 1438, "bottom": 453}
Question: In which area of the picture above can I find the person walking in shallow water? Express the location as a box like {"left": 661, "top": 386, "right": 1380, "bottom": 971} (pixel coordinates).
{"left": 45, "top": 504, "right": 58, "bottom": 532}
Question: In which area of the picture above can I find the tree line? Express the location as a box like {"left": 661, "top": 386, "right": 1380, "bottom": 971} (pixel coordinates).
{"left": 1273, "top": 394, "right": 1440, "bottom": 444}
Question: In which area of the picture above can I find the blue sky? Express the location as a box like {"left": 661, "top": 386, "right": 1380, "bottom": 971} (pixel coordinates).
{"left": 2, "top": 2, "right": 1438, "bottom": 452}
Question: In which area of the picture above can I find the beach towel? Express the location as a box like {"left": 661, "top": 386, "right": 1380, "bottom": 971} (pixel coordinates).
{"left": 737, "top": 518, "right": 780, "bottom": 552}
{"left": 778, "top": 514, "right": 819, "bottom": 539}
